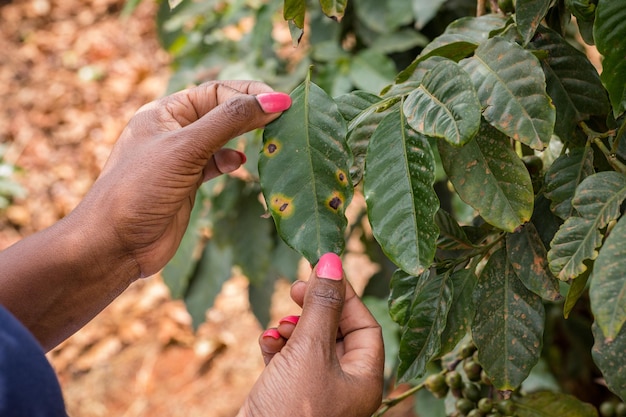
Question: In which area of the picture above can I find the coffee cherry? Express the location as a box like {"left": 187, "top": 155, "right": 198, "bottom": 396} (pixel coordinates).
{"left": 486, "top": 413, "right": 502, "bottom": 417}
{"left": 463, "top": 360, "right": 483, "bottom": 382}
{"left": 478, "top": 398, "right": 494, "bottom": 413}
{"left": 480, "top": 370, "right": 492, "bottom": 386}
{"left": 467, "top": 409, "right": 483, "bottom": 417}
{"left": 456, "top": 398, "right": 475, "bottom": 415}
{"left": 462, "top": 383, "right": 482, "bottom": 403}
{"left": 460, "top": 342, "right": 477, "bottom": 359}
{"left": 425, "top": 373, "right": 449, "bottom": 398}
{"left": 600, "top": 402, "right": 616, "bottom": 417}
{"left": 446, "top": 371, "right": 464, "bottom": 389}
{"left": 615, "top": 402, "right": 626, "bottom": 417}
{"left": 496, "top": 399, "right": 515, "bottom": 416}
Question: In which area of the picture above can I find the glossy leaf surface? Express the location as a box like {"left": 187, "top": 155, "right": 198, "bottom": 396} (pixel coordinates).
{"left": 506, "top": 222, "right": 561, "bottom": 302}
{"left": 528, "top": 28, "right": 609, "bottom": 140}
{"left": 438, "top": 122, "right": 534, "bottom": 232}
{"left": 594, "top": 0, "right": 626, "bottom": 116}
{"left": 440, "top": 268, "right": 477, "bottom": 354}
{"left": 516, "top": 0, "right": 552, "bottom": 45}
{"left": 593, "top": 322, "right": 626, "bottom": 401}
{"left": 397, "top": 270, "right": 453, "bottom": 382}
{"left": 544, "top": 147, "right": 595, "bottom": 220}
{"left": 472, "top": 249, "right": 545, "bottom": 391}
{"left": 590, "top": 216, "right": 626, "bottom": 341}
{"left": 461, "top": 37, "right": 555, "bottom": 150}
{"left": 548, "top": 172, "right": 626, "bottom": 280}
{"left": 364, "top": 108, "right": 439, "bottom": 275}
{"left": 514, "top": 391, "right": 599, "bottom": 417}
{"left": 403, "top": 59, "right": 480, "bottom": 146}
{"left": 259, "top": 78, "right": 353, "bottom": 265}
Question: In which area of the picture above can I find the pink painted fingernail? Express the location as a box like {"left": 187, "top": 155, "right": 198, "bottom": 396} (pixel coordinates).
{"left": 236, "top": 150, "right": 247, "bottom": 164}
{"left": 316, "top": 253, "right": 343, "bottom": 281}
{"left": 279, "top": 315, "right": 300, "bottom": 326}
{"left": 256, "top": 92, "right": 292, "bottom": 113}
{"left": 261, "top": 329, "right": 281, "bottom": 340}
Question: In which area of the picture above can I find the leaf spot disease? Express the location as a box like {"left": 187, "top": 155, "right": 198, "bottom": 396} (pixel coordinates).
{"left": 269, "top": 193, "right": 294, "bottom": 218}
{"left": 335, "top": 169, "right": 348, "bottom": 186}
{"left": 263, "top": 138, "right": 281, "bottom": 157}
{"left": 327, "top": 191, "right": 345, "bottom": 211}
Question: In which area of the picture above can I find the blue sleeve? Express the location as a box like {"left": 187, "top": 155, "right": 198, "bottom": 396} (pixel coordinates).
{"left": 0, "top": 304, "right": 67, "bottom": 417}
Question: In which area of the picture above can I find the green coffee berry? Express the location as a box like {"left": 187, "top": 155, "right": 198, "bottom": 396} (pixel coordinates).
{"left": 446, "top": 371, "right": 464, "bottom": 389}
{"left": 456, "top": 398, "right": 475, "bottom": 415}
{"left": 600, "top": 402, "right": 617, "bottom": 417}
{"left": 462, "top": 383, "right": 482, "bottom": 403}
{"left": 478, "top": 398, "right": 494, "bottom": 413}
{"left": 463, "top": 360, "right": 483, "bottom": 382}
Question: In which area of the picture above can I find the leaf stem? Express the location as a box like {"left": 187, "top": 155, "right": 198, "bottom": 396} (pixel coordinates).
{"left": 581, "top": 122, "right": 626, "bottom": 174}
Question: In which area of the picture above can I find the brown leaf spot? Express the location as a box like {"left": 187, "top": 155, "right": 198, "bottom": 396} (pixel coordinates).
{"left": 269, "top": 193, "right": 294, "bottom": 218}
{"left": 335, "top": 169, "right": 348, "bottom": 186}
{"left": 263, "top": 138, "right": 281, "bottom": 157}
{"left": 326, "top": 191, "right": 345, "bottom": 211}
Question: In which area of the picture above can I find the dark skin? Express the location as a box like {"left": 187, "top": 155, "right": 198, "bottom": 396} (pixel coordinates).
{"left": 0, "top": 80, "right": 384, "bottom": 417}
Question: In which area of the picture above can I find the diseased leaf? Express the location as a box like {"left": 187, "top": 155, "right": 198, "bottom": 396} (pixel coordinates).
{"left": 397, "top": 270, "right": 453, "bottom": 382}
{"left": 528, "top": 27, "right": 610, "bottom": 140}
{"left": 389, "top": 269, "right": 421, "bottom": 327}
{"left": 592, "top": 322, "right": 626, "bottom": 401}
{"left": 335, "top": 91, "right": 386, "bottom": 184}
{"left": 259, "top": 76, "right": 353, "bottom": 265}
{"left": 364, "top": 108, "right": 439, "bottom": 275}
{"left": 319, "top": 0, "right": 347, "bottom": 21}
{"left": 590, "top": 216, "right": 626, "bottom": 341}
{"left": 440, "top": 268, "right": 477, "bottom": 354}
{"left": 544, "top": 147, "right": 595, "bottom": 220}
{"left": 514, "top": 391, "right": 599, "bottom": 417}
{"left": 283, "top": 0, "right": 306, "bottom": 45}
{"left": 594, "top": 0, "right": 626, "bottom": 116}
{"left": 461, "top": 37, "right": 555, "bottom": 150}
{"left": 472, "top": 248, "right": 545, "bottom": 391}
{"left": 506, "top": 222, "right": 562, "bottom": 302}
{"left": 516, "top": 0, "right": 552, "bottom": 45}
{"left": 438, "top": 121, "right": 534, "bottom": 232}
{"left": 548, "top": 172, "right": 626, "bottom": 280}
{"left": 403, "top": 59, "right": 481, "bottom": 146}
{"left": 435, "top": 209, "right": 474, "bottom": 252}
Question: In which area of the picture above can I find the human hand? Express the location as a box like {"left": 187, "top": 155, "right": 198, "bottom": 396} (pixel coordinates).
{"left": 75, "top": 81, "right": 291, "bottom": 278}
{"left": 239, "top": 253, "right": 384, "bottom": 417}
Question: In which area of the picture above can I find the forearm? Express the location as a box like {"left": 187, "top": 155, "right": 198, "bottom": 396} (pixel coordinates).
{"left": 0, "top": 204, "right": 139, "bottom": 351}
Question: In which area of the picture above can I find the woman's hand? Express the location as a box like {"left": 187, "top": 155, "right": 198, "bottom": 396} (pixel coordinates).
{"left": 240, "top": 253, "right": 385, "bottom": 417}
{"left": 0, "top": 81, "right": 291, "bottom": 349}
{"left": 82, "top": 81, "right": 291, "bottom": 278}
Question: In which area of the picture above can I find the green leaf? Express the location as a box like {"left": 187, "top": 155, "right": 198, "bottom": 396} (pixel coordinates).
{"left": 403, "top": 59, "right": 481, "bottom": 146}
{"left": 472, "top": 248, "right": 545, "bottom": 391}
{"left": 349, "top": 50, "right": 397, "bottom": 94}
{"left": 389, "top": 269, "right": 421, "bottom": 326}
{"left": 514, "top": 391, "right": 599, "bottom": 417}
{"left": 438, "top": 121, "right": 534, "bottom": 232}
{"left": 434, "top": 209, "right": 475, "bottom": 252}
{"left": 590, "top": 216, "right": 626, "bottom": 341}
{"left": 548, "top": 172, "right": 626, "bottom": 280}
{"left": 506, "top": 222, "right": 562, "bottom": 302}
{"left": 370, "top": 29, "right": 429, "bottom": 54}
{"left": 592, "top": 322, "right": 626, "bottom": 401}
{"left": 319, "top": 0, "right": 347, "bottom": 21}
{"left": 528, "top": 27, "right": 610, "bottom": 140}
{"left": 440, "top": 268, "right": 477, "bottom": 354}
{"left": 397, "top": 270, "right": 453, "bottom": 382}
{"left": 162, "top": 193, "right": 208, "bottom": 299}
{"left": 515, "top": 0, "right": 552, "bottom": 45}
{"left": 284, "top": 0, "right": 306, "bottom": 45}
{"left": 183, "top": 240, "right": 234, "bottom": 330}
{"left": 336, "top": 90, "right": 387, "bottom": 184}
{"left": 259, "top": 77, "right": 353, "bottom": 265}
{"left": 594, "top": 0, "right": 626, "bottom": 116}
{"left": 354, "top": 0, "right": 414, "bottom": 34}
{"left": 364, "top": 108, "right": 439, "bottom": 275}
{"left": 563, "top": 264, "right": 591, "bottom": 319}
{"left": 461, "top": 37, "right": 555, "bottom": 150}
{"left": 543, "top": 147, "right": 595, "bottom": 220}
{"left": 411, "top": 0, "right": 447, "bottom": 29}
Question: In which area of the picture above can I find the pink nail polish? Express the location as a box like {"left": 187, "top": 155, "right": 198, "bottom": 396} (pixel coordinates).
{"left": 256, "top": 92, "right": 292, "bottom": 113}
{"left": 236, "top": 150, "right": 247, "bottom": 164}
{"left": 316, "top": 253, "right": 343, "bottom": 281}
{"left": 279, "top": 315, "right": 300, "bottom": 326}
{"left": 261, "top": 329, "right": 281, "bottom": 340}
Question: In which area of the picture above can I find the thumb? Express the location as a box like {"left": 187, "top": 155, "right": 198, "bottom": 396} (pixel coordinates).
{"left": 292, "top": 253, "right": 346, "bottom": 350}
{"left": 182, "top": 89, "right": 291, "bottom": 158}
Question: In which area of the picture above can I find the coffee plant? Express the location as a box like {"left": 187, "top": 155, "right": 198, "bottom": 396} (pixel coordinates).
{"left": 138, "top": 0, "right": 626, "bottom": 415}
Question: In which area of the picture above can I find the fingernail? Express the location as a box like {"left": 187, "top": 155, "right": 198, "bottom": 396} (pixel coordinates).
{"left": 236, "top": 150, "right": 247, "bottom": 164}
{"left": 316, "top": 253, "right": 343, "bottom": 281}
{"left": 256, "top": 92, "right": 292, "bottom": 113}
{"left": 261, "top": 329, "right": 281, "bottom": 340}
{"left": 279, "top": 315, "right": 300, "bottom": 326}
